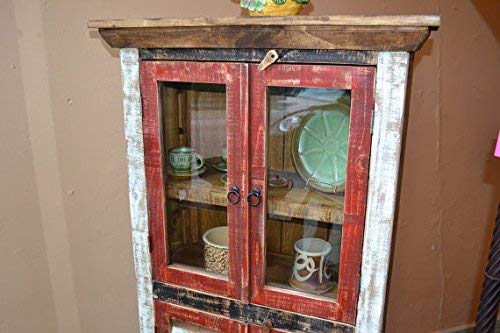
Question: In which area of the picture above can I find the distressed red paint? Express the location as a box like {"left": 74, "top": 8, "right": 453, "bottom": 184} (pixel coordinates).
{"left": 140, "top": 61, "right": 248, "bottom": 300}
{"left": 248, "top": 64, "right": 375, "bottom": 324}
{"left": 141, "top": 61, "right": 375, "bottom": 327}
{"left": 155, "top": 300, "right": 246, "bottom": 332}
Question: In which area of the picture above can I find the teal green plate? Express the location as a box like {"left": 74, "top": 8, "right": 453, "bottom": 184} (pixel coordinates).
{"left": 212, "top": 160, "right": 227, "bottom": 173}
{"left": 291, "top": 104, "right": 350, "bottom": 193}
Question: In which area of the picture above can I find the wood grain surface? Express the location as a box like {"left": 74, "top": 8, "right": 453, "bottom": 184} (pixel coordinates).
{"left": 88, "top": 15, "right": 440, "bottom": 28}
{"left": 154, "top": 282, "right": 355, "bottom": 333}
{"left": 120, "top": 48, "right": 155, "bottom": 333}
{"left": 97, "top": 25, "right": 431, "bottom": 51}
{"left": 166, "top": 172, "right": 344, "bottom": 224}
{"left": 140, "top": 49, "right": 378, "bottom": 66}
{"left": 155, "top": 300, "right": 246, "bottom": 332}
{"left": 356, "top": 52, "right": 410, "bottom": 333}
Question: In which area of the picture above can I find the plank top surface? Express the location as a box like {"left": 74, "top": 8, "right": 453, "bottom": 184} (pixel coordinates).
{"left": 88, "top": 15, "right": 440, "bottom": 29}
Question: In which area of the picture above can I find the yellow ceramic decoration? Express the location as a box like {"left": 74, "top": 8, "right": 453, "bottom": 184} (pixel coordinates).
{"left": 241, "top": 0, "right": 309, "bottom": 16}
{"left": 249, "top": 1, "right": 303, "bottom": 16}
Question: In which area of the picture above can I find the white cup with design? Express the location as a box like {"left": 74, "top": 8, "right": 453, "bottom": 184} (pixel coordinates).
{"left": 289, "top": 238, "right": 334, "bottom": 294}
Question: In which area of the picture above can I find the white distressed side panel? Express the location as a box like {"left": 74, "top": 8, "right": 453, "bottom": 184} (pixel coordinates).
{"left": 120, "top": 48, "right": 154, "bottom": 333}
{"left": 356, "top": 52, "right": 410, "bottom": 333}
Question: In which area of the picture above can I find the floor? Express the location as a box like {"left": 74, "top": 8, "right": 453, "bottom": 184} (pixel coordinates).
{"left": 456, "top": 320, "right": 500, "bottom": 333}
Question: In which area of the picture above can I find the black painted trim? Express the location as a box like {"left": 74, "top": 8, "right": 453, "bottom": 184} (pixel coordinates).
{"left": 153, "top": 281, "right": 354, "bottom": 333}
{"left": 140, "top": 48, "right": 377, "bottom": 66}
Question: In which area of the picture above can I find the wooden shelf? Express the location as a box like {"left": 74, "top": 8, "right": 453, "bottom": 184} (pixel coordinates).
{"left": 266, "top": 252, "right": 338, "bottom": 300}
{"left": 171, "top": 241, "right": 205, "bottom": 268}
{"left": 268, "top": 184, "right": 344, "bottom": 224}
{"left": 166, "top": 164, "right": 344, "bottom": 224}
{"left": 169, "top": 242, "right": 338, "bottom": 300}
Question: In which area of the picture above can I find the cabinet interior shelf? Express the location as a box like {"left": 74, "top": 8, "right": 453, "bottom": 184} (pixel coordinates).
{"left": 165, "top": 164, "right": 345, "bottom": 224}
{"left": 170, "top": 241, "right": 339, "bottom": 300}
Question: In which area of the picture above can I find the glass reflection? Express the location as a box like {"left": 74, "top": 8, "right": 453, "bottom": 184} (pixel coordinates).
{"left": 265, "top": 87, "right": 350, "bottom": 298}
{"left": 161, "top": 82, "right": 229, "bottom": 276}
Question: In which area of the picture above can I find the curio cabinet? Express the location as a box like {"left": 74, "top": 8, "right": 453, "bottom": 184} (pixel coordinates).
{"left": 88, "top": 15, "right": 440, "bottom": 333}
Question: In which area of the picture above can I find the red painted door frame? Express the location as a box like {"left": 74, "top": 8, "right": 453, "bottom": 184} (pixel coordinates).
{"left": 141, "top": 61, "right": 375, "bottom": 326}
{"left": 140, "top": 61, "right": 249, "bottom": 300}
{"left": 248, "top": 64, "right": 375, "bottom": 324}
{"left": 155, "top": 300, "right": 247, "bottom": 332}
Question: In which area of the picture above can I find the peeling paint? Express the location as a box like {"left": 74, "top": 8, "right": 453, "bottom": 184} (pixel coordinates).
{"left": 120, "top": 48, "right": 155, "bottom": 333}
{"left": 356, "top": 52, "right": 410, "bottom": 333}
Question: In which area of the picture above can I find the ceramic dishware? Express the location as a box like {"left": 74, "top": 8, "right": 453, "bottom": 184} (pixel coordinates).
{"left": 289, "top": 238, "right": 334, "bottom": 294}
{"left": 202, "top": 226, "right": 229, "bottom": 274}
{"left": 212, "top": 145, "right": 228, "bottom": 173}
{"left": 221, "top": 145, "right": 227, "bottom": 163}
{"left": 166, "top": 165, "right": 207, "bottom": 178}
{"left": 212, "top": 161, "right": 227, "bottom": 173}
{"left": 219, "top": 174, "right": 228, "bottom": 185}
{"left": 168, "top": 146, "right": 205, "bottom": 172}
{"left": 291, "top": 103, "right": 350, "bottom": 193}
{"left": 268, "top": 174, "right": 293, "bottom": 189}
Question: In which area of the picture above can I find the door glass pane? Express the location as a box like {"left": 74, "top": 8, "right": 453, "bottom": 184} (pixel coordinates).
{"left": 265, "top": 87, "right": 350, "bottom": 299}
{"left": 161, "top": 82, "right": 229, "bottom": 277}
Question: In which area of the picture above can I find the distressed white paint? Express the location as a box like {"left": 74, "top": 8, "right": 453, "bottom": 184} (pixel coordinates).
{"left": 120, "top": 48, "right": 155, "bottom": 333}
{"left": 118, "top": 48, "right": 411, "bottom": 332}
{"left": 356, "top": 52, "right": 410, "bottom": 333}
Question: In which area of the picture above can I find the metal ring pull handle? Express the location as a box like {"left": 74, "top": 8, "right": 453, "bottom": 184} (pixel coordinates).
{"left": 227, "top": 186, "right": 241, "bottom": 205}
{"left": 247, "top": 188, "right": 262, "bottom": 207}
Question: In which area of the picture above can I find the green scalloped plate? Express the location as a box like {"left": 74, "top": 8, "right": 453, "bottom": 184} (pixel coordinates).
{"left": 291, "top": 103, "right": 350, "bottom": 193}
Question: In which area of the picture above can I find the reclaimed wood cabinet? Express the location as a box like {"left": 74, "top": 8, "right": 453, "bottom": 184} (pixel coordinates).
{"left": 88, "top": 15, "right": 439, "bottom": 333}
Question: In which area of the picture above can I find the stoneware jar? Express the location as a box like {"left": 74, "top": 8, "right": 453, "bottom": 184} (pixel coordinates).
{"left": 289, "top": 238, "right": 334, "bottom": 294}
{"left": 202, "top": 226, "right": 229, "bottom": 275}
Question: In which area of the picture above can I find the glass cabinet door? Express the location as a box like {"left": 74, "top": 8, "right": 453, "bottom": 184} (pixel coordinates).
{"left": 162, "top": 82, "right": 228, "bottom": 274}
{"left": 140, "top": 61, "right": 248, "bottom": 299}
{"left": 249, "top": 64, "right": 375, "bottom": 324}
{"left": 264, "top": 86, "right": 347, "bottom": 297}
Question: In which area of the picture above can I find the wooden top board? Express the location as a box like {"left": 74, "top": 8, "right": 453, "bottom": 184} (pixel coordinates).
{"left": 88, "top": 15, "right": 440, "bottom": 28}
{"left": 88, "top": 16, "right": 440, "bottom": 52}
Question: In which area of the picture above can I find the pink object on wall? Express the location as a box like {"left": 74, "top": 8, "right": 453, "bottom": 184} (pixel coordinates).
{"left": 495, "top": 130, "right": 500, "bottom": 158}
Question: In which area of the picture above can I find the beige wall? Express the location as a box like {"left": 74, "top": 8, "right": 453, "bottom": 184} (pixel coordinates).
{"left": 1, "top": 1, "right": 58, "bottom": 332}
{"left": 1, "top": 0, "right": 498, "bottom": 332}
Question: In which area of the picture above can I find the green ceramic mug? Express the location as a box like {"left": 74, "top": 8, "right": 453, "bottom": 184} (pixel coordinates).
{"left": 168, "top": 146, "right": 204, "bottom": 172}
